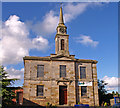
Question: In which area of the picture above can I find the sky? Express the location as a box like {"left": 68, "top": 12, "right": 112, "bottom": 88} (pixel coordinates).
{"left": 1, "top": 2, "right": 118, "bottom": 92}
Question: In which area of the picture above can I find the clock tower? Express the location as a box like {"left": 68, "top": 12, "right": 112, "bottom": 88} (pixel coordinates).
{"left": 55, "top": 6, "right": 69, "bottom": 56}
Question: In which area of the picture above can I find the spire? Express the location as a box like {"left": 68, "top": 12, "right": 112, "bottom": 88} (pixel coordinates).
{"left": 59, "top": 4, "right": 64, "bottom": 25}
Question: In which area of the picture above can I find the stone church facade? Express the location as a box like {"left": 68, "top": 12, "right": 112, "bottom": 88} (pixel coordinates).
{"left": 23, "top": 6, "right": 99, "bottom": 106}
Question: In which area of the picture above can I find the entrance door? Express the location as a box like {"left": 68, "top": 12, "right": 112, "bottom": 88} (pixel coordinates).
{"left": 59, "top": 86, "right": 67, "bottom": 105}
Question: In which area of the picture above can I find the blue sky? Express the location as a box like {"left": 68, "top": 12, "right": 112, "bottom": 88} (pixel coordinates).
{"left": 1, "top": 2, "right": 118, "bottom": 92}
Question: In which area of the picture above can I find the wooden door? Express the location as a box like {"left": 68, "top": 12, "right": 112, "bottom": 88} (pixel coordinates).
{"left": 59, "top": 86, "right": 67, "bottom": 105}
{"left": 64, "top": 88, "right": 67, "bottom": 104}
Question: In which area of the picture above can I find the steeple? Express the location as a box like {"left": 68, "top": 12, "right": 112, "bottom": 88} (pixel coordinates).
{"left": 55, "top": 4, "right": 69, "bottom": 56}
{"left": 59, "top": 6, "right": 64, "bottom": 25}
{"left": 56, "top": 5, "right": 67, "bottom": 35}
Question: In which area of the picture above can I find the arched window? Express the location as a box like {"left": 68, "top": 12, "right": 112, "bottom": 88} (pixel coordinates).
{"left": 61, "top": 39, "right": 64, "bottom": 50}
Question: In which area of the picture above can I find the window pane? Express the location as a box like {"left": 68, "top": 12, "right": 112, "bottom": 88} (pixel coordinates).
{"left": 37, "top": 65, "right": 44, "bottom": 77}
{"left": 60, "top": 65, "right": 66, "bottom": 77}
{"left": 81, "top": 86, "right": 87, "bottom": 96}
{"left": 37, "top": 85, "right": 44, "bottom": 96}
{"left": 80, "top": 67, "right": 86, "bottom": 79}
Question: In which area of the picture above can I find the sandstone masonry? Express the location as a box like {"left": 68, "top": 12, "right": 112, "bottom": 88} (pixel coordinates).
{"left": 23, "top": 6, "right": 99, "bottom": 106}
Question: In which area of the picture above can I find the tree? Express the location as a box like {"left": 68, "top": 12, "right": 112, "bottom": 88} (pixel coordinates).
{"left": 98, "top": 79, "right": 113, "bottom": 106}
{"left": 98, "top": 79, "right": 107, "bottom": 106}
{"left": 115, "top": 91, "right": 119, "bottom": 96}
{"left": 112, "top": 91, "right": 115, "bottom": 95}
{"left": 112, "top": 91, "right": 120, "bottom": 97}
{"left": 0, "top": 66, "right": 18, "bottom": 107}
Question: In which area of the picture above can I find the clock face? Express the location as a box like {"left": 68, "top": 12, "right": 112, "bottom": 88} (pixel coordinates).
{"left": 60, "top": 27, "right": 65, "bottom": 33}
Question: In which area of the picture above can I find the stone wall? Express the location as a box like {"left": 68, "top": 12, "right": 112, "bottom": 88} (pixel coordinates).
{"left": 23, "top": 59, "right": 76, "bottom": 106}
{"left": 75, "top": 62, "right": 99, "bottom": 106}
{"left": 23, "top": 58, "right": 99, "bottom": 106}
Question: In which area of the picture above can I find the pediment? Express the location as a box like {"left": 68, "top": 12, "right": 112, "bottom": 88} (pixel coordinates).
{"left": 50, "top": 54, "right": 75, "bottom": 61}
{"left": 53, "top": 57, "right": 72, "bottom": 60}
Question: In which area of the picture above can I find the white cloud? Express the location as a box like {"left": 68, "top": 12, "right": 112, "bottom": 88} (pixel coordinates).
{"left": 1, "top": 3, "right": 104, "bottom": 64}
{"left": 4, "top": 67, "right": 24, "bottom": 87}
{"left": 64, "top": 2, "right": 104, "bottom": 23}
{"left": 102, "top": 76, "right": 120, "bottom": 91}
{"left": 3, "top": 66, "right": 24, "bottom": 86}
{"left": 27, "top": 3, "right": 103, "bottom": 36}
{"left": 6, "top": 67, "right": 24, "bottom": 79}
{"left": 29, "top": 11, "right": 59, "bottom": 36}
{"left": 64, "top": 3, "right": 90, "bottom": 22}
{"left": 0, "top": 15, "right": 49, "bottom": 65}
{"left": 77, "top": 35, "right": 99, "bottom": 47}
{"left": 32, "top": 36, "right": 49, "bottom": 51}
{"left": 28, "top": 3, "right": 89, "bottom": 35}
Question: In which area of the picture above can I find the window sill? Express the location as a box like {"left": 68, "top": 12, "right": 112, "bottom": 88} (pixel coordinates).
{"left": 36, "top": 96, "right": 46, "bottom": 99}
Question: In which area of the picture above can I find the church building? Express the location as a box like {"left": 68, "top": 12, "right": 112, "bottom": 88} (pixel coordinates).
{"left": 23, "top": 6, "right": 99, "bottom": 106}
